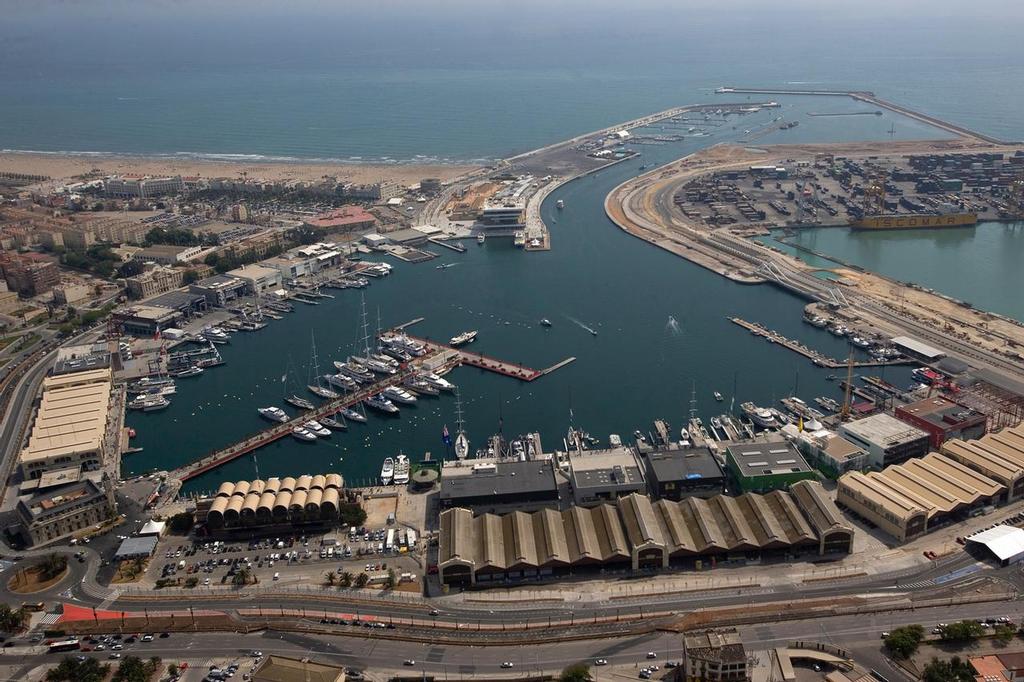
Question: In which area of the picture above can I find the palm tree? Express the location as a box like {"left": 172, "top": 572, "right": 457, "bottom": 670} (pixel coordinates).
{"left": 339, "top": 571, "right": 353, "bottom": 588}
{"left": 354, "top": 572, "right": 369, "bottom": 588}
{"left": 384, "top": 569, "right": 397, "bottom": 590}
{"left": 39, "top": 553, "right": 67, "bottom": 581}
{"left": 325, "top": 570, "right": 337, "bottom": 586}
{"left": 232, "top": 568, "right": 252, "bottom": 587}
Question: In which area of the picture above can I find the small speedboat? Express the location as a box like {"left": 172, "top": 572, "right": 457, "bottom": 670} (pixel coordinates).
{"left": 714, "top": 391, "right": 724, "bottom": 402}
{"left": 540, "top": 319, "right": 552, "bottom": 327}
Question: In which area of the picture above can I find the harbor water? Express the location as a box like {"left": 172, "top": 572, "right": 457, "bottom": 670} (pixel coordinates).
{"left": 125, "top": 101, "right": 935, "bottom": 494}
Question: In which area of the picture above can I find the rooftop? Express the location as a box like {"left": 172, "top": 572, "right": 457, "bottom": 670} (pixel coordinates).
{"left": 303, "top": 206, "right": 376, "bottom": 230}
{"left": 891, "top": 335, "right": 945, "bottom": 360}
{"left": 192, "top": 273, "right": 243, "bottom": 289}
{"left": 19, "top": 478, "right": 104, "bottom": 521}
{"left": 253, "top": 655, "right": 344, "bottom": 682}
{"left": 21, "top": 369, "right": 111, "bottom": 464}
{"left": 965, "top": 524, "right": 1024, "bottom": 561}
{"left": 683, "top": 628, "right": 747, "bottom": 663}
{"left": 644, "top": 448, "right": 724, "bottom": 484}
{"left": 439, "top": 459, "right": 558, "bottom": 503}
{"left": 727, "top": 441, "right": 812, "bottom": 478}
{"left": 841, "top": 413, "right": 928, "bottom": 447}
{"left": 569, "top": 447, "right": 645, "bottom": 490}
{"left": 113, "top": 535, "right": 158, "bottom": 558}
{"left": 898, "top": 396, "right": 986, "bottom": 428}
{"left": 226, "top": 264, "right": 281, "bottom": 280}
{"left": 115, "top": 304, "right": 181, "bottom": 321}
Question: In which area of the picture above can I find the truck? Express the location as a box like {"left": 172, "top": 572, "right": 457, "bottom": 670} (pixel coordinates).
{"left": 385, "top": 529, "right": 395, "bottom": 552}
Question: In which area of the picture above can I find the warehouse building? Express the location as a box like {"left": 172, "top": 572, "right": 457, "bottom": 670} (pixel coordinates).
{"left": 895, "top": 396, "right": 987, "bottom": 449}
{"left": 891, "top": 335, "right": 946, "bottom": 363}
{"left": 940, "top": 423, "right": 1024, "bottom": 501}
{"left": 205, "top": 473, "right": 345, "bottom": 529}
{"left": 965, "top": 525, "right": 1024, "bottom": 566}
{"left": 643, "top": 448, "right": 725, "bottom": 500}
{"left": 569, "top": 447, "right": 647, "bottom": 505}
{"left": 439, "top": 459, "right": 560, "bottom": 512}
{"left": 783, "top": 423, "right": 868, "bottom": 478}
{"left": 836, "top": 452, "right": 1003, "bottom": 543}
{"left": 189, "top": 273, "right": 248, "bottom": 307}
{"left": 839, "top": 413, "right": 930, "bottom": 469}
{"left": 724, "top": 441, "right": 816, "bottom": 492}
{"left": 19, "top": 369, "right": 113, "bottom": 481}
{"left": 437, "top": 481, "right": 852, "bottom": 586}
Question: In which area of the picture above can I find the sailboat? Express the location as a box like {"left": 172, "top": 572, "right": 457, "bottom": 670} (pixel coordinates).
{"left": 308, "top": 332, "right": 340, "bottom": 399}
{"left": 453, "top": 387, "right": 470, "bottom": 460}
{"left": 282, "top": 358, "right": 315, "bottom": 410}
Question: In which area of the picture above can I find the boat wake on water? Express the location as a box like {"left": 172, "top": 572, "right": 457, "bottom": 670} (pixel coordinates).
{"left": 565, "top": 315, "right": 599, "bottom": 336}
{"left": 666, "top": 315, "right": 682, "bottom": 336}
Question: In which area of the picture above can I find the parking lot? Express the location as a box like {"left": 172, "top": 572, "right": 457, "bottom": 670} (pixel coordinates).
{"left": 149, "top": 524, "right": 424, "bottom": 590}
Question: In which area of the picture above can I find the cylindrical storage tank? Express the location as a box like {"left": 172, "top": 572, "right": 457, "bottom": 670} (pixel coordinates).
{"left": 325, "top": 473, "right": 342, "bottom": 490}
{"left": 273, "top": 491, "right": 292, "bottom": 522}
{"left": 295, "top": 474, "right": 313, "bottom": 491}
{"left": 225, "top": 495, "right": 244, "bottom": 525}
{"left": 320, "top": 487, "right": 340, "bottom": 520}
{"left": 216, "top": 482, "right": 235, "bottom": 498}
{"left": 280, "top": 476, "right": 296, "bottom": 493}
{"left": 310, "top": 474, "right": 326, "bottom": 491}
{"left": 304, "top": 487, "right": 323, "bottom": 517}
{"left": 263, "top": 477, "right": 281, "bottom": 495}
{"left": 232, "top": 480, "right": 250, "bottom": 498}
{"left": 241, "top": 491, "right": 261, "bottom": 524}
{"left": 257, "top": 491, "right": 276, "bottom": 524}
{"left": 208, "top": 496, "right": 229, "bottom": 528}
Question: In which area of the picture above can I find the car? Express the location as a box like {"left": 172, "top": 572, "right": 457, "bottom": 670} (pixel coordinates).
{"left": 648, "top": 665, "right": 659, "bottom": 671}
{"left": 109, "top": 653, "right": 122, "bottom": 659}
{"left": 880, "top": 632, "right": 890, "bottom": 638}
{"left": 251, "top": 650, "right": 263, "bottom": 657}
{"left": 112, "top": 644, "right": 124, "bottom": 650}
{"left": 595, "top": 659, "right": 608, "bottom": 666}
{"left": 639, "top": 671, "right": 651, "bottom": 679}
{"left": 664, "top": 662, "right": 678, "bottom": 669}
{"left": 429, "top": 609, "right": 440, "bottom": 616}
{"left": 813, "top": 664, "right": 823, "bottom": 672}
{"left": 159, "top": 632, "right": 170, "bottom": 638}
{"left": 501, "top": 662, "right": 514, "bottom": 669}
{"left": 273, "top": 572, "right": 280, "bottom": 580}
{"left": 95, "top": 644, "right": 106, "bottom": 651}
{"left": 646, "top": 652, "right": 657, "bottom": 659}
{"left": 404, "top": 660, "right": 416, "bottom": 666}
{"left": 141, "top": 634, "right": 153, "bottom": 642}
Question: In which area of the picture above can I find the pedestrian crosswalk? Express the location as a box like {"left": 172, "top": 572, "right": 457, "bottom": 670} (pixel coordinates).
{"left": 897, "top": 578, "right": 935, "bottom": 590}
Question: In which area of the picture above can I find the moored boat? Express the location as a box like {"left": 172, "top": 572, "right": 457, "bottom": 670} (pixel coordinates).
{"left": 450, "top": 330, "right": 478, "bottom": 346}
{"left": 258, "top": 406, "right": 289, "bottom": 423}
{"left": 380, "top": 457, "right": 395, "bottom": 485}
{"left": 292, "top": 427, "right": 317, "bottom": 442}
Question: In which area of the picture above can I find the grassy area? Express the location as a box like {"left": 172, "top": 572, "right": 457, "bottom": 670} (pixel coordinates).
{"left": 0, "top": 332, "right": 40, "bottom": 353}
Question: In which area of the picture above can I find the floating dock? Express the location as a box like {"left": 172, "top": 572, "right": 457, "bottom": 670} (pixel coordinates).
{"left": 729, "top": 317, "right": 913, "bottom": 369}
{"left": 405, "top": 334, "right": 573, "bottom": 382}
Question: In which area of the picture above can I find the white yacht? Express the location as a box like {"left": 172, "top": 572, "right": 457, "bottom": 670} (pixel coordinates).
{"left": 308, "top": 384, "right": 340, "bottom": 399}
{"left": 380, "top": 457, "right": 395, "bottom": 485}
{"left": 740, "top": 401, "right": 778, "bottom": 429}
{"left": 365, "top": 394, "right": 399, "bottom": 413}
{"left": 325, "top": 373, "right": 358, "bottom": 391}
{"left": 292, "top": 427, "right": 317, "bottom": 442}
{"left": 258, "top": 406, "right": 289, "bottom": 423}
{"left": 339, "top": 406, "right": 367, "bottom": 423}
{"left": 419, "top": 371, "right": 454, "bottom": 391}
{"left": 383, "top": 386, "right": 418, "bottom": 405}
{"left": 450, "top": 330, "right": 478, "bottom": 346}
{"left": 128, "top": 395, "right": 170, "bottom": 411}
{"left": 304, "top": 420, "right": 331, "bottom": 437}
{"left": 454, "top": 432, "right": 470, "bottom": 460}
{"left": 393, "top": 454, "right": 410, "bottom": 486}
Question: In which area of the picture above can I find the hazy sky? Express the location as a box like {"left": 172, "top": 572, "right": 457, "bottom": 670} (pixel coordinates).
{"left": 3, "top": 0, "right": 1022, "bottom": 74}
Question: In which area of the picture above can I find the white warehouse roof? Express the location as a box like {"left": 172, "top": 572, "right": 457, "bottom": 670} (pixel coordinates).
{"left": 891, "top": 336, "right": 945, "bottom": 361}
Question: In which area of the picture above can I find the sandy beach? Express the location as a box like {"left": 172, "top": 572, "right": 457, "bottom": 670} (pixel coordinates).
{"left": 0, "top": 152, "right": 480, "bottom": 187}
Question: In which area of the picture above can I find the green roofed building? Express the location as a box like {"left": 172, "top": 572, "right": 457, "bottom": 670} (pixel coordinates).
{"left": 725, "top": 441, "right": 816, "bottom": 492}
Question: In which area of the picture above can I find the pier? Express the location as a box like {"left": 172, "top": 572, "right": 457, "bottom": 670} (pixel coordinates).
{"left": 405, "top": 334, "right": 574, "bottom": 381}
{"left": 428, "top": 237, "right": 466, "bottom": 253}
{"left": 729, "top": 317, "right": 914, "bottom": 369}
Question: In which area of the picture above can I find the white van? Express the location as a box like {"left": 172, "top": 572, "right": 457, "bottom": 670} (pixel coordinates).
{"left": 273, "top": 572, "right": 280, "bottom": 581}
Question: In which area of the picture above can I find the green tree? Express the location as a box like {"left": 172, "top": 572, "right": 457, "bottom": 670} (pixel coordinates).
{"left": 0, "top": 603, "right": 27, "bottom": 632}
{"left": 111, "top": 654, "right": 159, "bottom": 682}
{"left": 168, "top": 663, "right": 179, "bottom": 677}
{"left": 182, "top": 269, "right": 200, "bottom": 285}
{"left": 325, "top": 570, "right": 337, "bottom": 586}
{"left": 233, "top": 567, "right": 252, "bottom": 586}
{"left": 355, "top": 572, "right": 369, "bottom": 588}
{"left": 39, "top": 553, "right": 68, "bottom": 581}
{"left": 116, "top": 259, "right": 143, "bottom": 279}
{"left": 339, "top": 503, "right": 367, "bottom": 527}
{"left": 167, "top": 512, "right": 195, "bottom": 534}
{"left": 385, "top": 568, "right": 397, "bottom": 589}
{"left": 204, "top": 253, "right": 220, "bottom": 267}
{"left": 339, "top": 571, "right": 353, "bottom": 588}
{"left": 994, "top": 623, "right": 1017, "bottom": 645}
{"left": 560, "top": 663, "right": 591, "bottom": 682}
{"left": 46, "top": 657, "right": 110, "bottom": 682}
{"left": 921, "top": 656, "right": 975, "bottom": 682}
{"left": 940, "top": 620, "right": 984, "bottom": 644}
{"left": 884, "top": 624, "right": 925, "bottom": 659}
{"left": 184, "top": 576, "right": 198, "bottom": 588}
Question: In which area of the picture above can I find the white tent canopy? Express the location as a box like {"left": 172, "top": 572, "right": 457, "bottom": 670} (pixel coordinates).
{"left": 138, "top": 519, "right": 166, "bottom": 537}
{"left": 966, "top": 524, "right": 1024, "bottom": 563}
